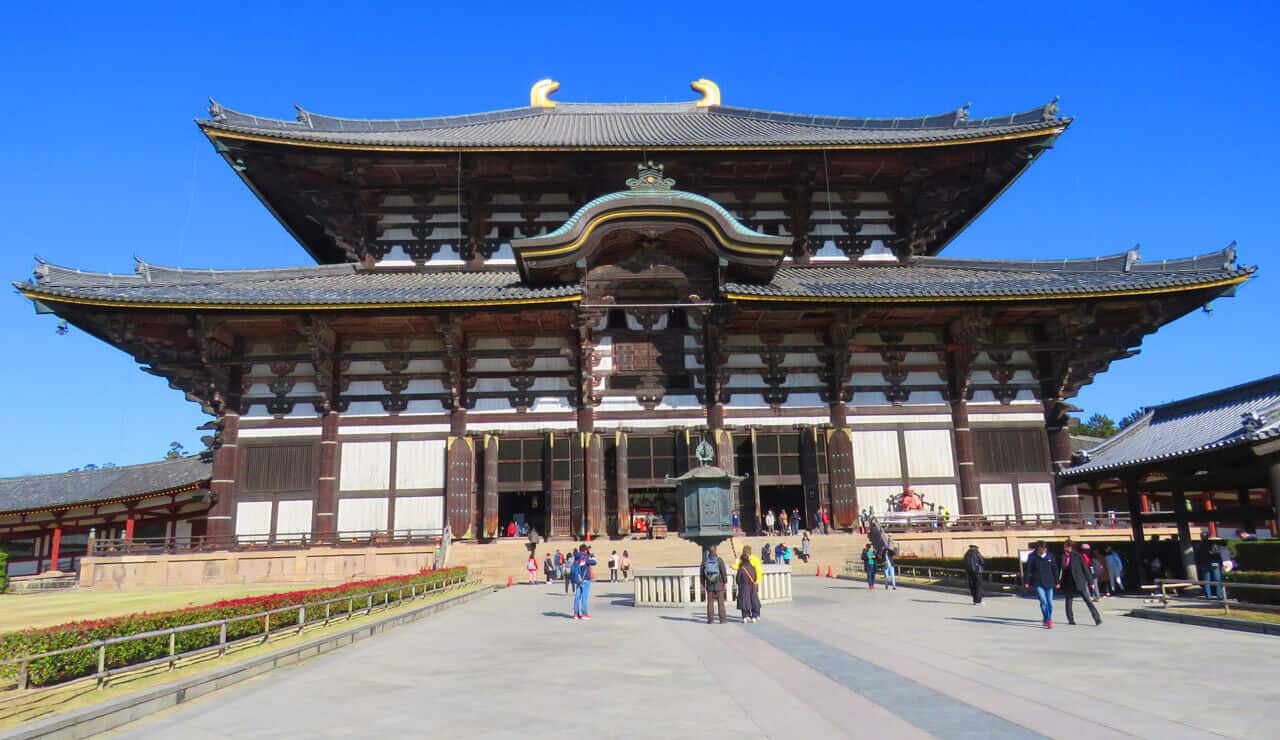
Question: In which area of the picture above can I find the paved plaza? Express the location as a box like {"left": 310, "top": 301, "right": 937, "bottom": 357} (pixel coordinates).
{"left": 114, "top": 577, "right": 1279, "bottom": 739}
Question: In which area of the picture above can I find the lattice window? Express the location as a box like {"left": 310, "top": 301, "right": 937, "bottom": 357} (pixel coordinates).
{"left": 242, "top": 445, "right": 313, "bottom": 492}
{"left": 973, "top": 429, "right": 1048, "bottom": 474}
{"left": 626, "top": 435, "right": 676, "bottom": 480}
{"left": 498, "top": 437, "right": 544, "bottom": 486}
{"left": 755, "top": 433, "right": 801, "bottom": 476}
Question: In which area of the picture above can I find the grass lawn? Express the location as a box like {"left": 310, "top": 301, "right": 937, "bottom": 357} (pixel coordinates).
{"left": 0, "top": 582, "right": 483, "bottom": 731}
{"left": 1165, "top": 606, "right": 1280, "bottom": 624}
{"left": 0, "top": 584, "right": 329, "bottom": 633}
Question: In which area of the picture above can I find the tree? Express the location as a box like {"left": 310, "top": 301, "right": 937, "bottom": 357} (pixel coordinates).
{"left": 1119, "top": 408, "right": 1146, "bottom": 430}
{"left": 165, "top": 441, "right": 186, "bottom": 460}
{"left": 1069, "top": 413, "right": 1119, "bottom": 438}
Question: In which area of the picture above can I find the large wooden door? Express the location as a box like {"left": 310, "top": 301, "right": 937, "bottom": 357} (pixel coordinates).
{"left": 587, "top": 433, "right": 606, "bottom": 535}
{"left": 570, "top": 434, "right": 585, "bottom": 538}
{"left": 827, "top": 428, "right": 857, "bottom": 529}
{"left": 614, "top": 431, "right": 630, "bottom": 536}
{"left": 446, "top": 436, "right": 475, "bottom": 538}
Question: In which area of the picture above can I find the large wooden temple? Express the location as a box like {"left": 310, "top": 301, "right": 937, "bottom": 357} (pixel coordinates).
{"left": 15, "top": 79, "right": 1254, "bottom": 546}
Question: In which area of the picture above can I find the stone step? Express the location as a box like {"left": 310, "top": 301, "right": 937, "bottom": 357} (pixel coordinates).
{"left": 448, "top": 533, "right": 868, "bottom": 584}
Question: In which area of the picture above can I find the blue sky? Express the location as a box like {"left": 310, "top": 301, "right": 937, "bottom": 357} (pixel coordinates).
{"left": 1, "top": 2, "right": 1276, "bottom": 476}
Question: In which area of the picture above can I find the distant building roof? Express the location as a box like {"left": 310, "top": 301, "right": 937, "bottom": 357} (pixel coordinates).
{"left": 200, "top": 98, "right": 1068, "bottom": 151}
{"left": 1062, "top": 374, "right": 1280, "bottom": 480}
{"left": 0, "top": 456, "right": 211, "bottom": 516}
{"left": 15, "top": 247, "right": 1250, "bottom": 309}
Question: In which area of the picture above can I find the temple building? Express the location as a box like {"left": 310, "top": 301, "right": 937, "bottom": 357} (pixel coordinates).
{"left": 13, "top": 79, "right": 1254, "bottom": 548}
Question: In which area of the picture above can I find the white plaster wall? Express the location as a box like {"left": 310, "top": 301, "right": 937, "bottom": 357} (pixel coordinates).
{"left": 395, "top": 440, "right": 446, "bottom": 490}
{"left": 275, "top": 500, "right": 314, "bottom": 536}
{"left": 1018, "top": 482, "right": 1056, "bottom": 518}
{"left": 339, "top": 441, "right": 392, "bottom": 491}
{"left": 980, "top": 484, "right": 1016, "bottom": 518}
{"left": 235, "top": 501, "right": 272, "bottom": 538}
{"left": 852, "top": 430, "right": 902, "bottom": 479}
{"left": 337, "top": 497, "right": 389, "bottom": 533}
{"left": 904, "top": 429, "right": 956, "bottom": 478}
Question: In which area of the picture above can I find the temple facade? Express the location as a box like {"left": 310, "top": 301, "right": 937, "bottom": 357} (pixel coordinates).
{"left": 14, "top": 80, "right": 1253, "bottom": 545}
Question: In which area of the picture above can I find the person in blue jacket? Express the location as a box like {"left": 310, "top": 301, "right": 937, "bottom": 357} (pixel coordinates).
{"left": 571, "top": 545, "right": 598, "bottom": 620}
{"left": 1024, "top": 541, "right": 1060, "bottom": 628}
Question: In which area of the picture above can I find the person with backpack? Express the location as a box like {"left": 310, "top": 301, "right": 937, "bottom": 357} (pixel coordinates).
{"left": 570, "top": 545, "right": 597, "bottom": 620}
{"left": 543, "top": 552, "right": 554, "bottom": 584}
{"left": 609, "top": 550, "right": 620, "bottom": 583}
{"left": 963, "top": 544, "right": 985, "bottom": 605}
{"left": 882, "top": 546, "right": 898, "bottom": 590}
{"left": 1104, "top": 546, "right": 1125, "bottom": 594}
{"left": 735, "top": 545, "right": 763, "bottom": 623}
{"left": 861, "top": 543, "right": 877, "bottom": 589}
{"left": 702, "top": 545, "right": 729, "bottom": 624}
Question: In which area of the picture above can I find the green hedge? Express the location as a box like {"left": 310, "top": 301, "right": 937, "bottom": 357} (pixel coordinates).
{"left": 1228, "top": 541, "right": 1280, "bottom": 571}
{"left": 1224, "top": 571, "right": 1280, "bottom": 605}
{"left": 0, "top": 567, "right": 466, "bottom": 687}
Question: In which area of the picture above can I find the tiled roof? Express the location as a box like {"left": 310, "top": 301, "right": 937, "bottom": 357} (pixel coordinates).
{"left": 16, "top": 247, "right": 1250, "bottom": 308}
{"left": 724, "top": 248, "right": 1252, "bottom": 301}
{"left": 19, "top": 261, "right": 582, "bottom": 307}
{"left": 0, "top": 456, "right": 211, "bottom": 515}
{"left": 1062, "top": 374, "right": 1280, "bottom": 480}
{"left": 200, "top": 99, "right": 1069, "bottom": 149}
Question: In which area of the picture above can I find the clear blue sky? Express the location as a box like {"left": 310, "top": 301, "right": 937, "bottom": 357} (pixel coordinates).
{"left": 1, "top": 2, "right": 1276, "bottom": 476}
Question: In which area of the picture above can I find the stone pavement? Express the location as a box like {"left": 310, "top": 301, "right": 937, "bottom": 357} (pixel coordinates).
{"left": 112, "top": 577, "right": 1280, "bottom": 739}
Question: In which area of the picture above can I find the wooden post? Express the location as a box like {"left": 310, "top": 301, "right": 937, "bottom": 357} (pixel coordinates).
{"left": 48, "top": 526, "right": 63, "bottom": 573}
{"left": 1204, "top": 496, "right": 1218, "bottom": 539}
{"left": 124, "top": 517, "right": 135, "bottom": 542}
{"left": 207, "top": 412, "right": 240, "bottom": 542}
{"left": 1268, "top": 459, "right": 1280, "bottom": 538}
{"left": 314, "top": 410, "right": 339, "bottom": 540}
{"left": 951, "top": 397, "right": 981, "bottom": 516}
{"left": 1238, "top": 485, "right": 1255, "bottom": 535}
{"left": 1171, "top": 482, "right": 1197, "bottom": 581}
{"left": 1123, "top": 476, "right": 1146, "bottom": 585}
{"left": 1044, "top": 401, "right": 1080, "bottom": 515}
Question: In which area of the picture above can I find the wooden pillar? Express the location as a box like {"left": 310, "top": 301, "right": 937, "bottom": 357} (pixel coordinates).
{"left": 1044, "top": 401, "right": 1080, "bottom": 515}
{"left": 124, "top": 517, "right": 135, "bottom": 542}
{"left": 206, "top": 412, "right": 240, "bottom": 543}
{"left": 1204, "top": 496, "right": 1218, "bottom": 539}
{"left": 1171, "top": 481, "right": 1197, "bottom": 581}
{"left": 1123, "top": 477, "right": 1146, "bottom": 586}
{"left": 48, "top": 526, "right": 63, "bottom": 573}
{"left": 1237, "top": 485, "right": 1255, "bottom": 534}
{"left": 1268, "top": 459, "right": 1280, "bottom": 538}
{"left": 614, "top": 431, "right": 630, "bottom": 536}
{"left": 570, "top": 432, "right": 586, "bottom": 538}
{"left": 314, "top": 411, "right": 339, "bottom": 540}
{"left": 482, "top": 433, "right": 499, "bottom": 539}
{"left": 446, "top": 410, "right": 475, "bottom": 538}
{"left": 951, "top": 397, "right": 981, "bottom": 516}
{"left": 1141, "top": 493, "right": 1151, "bottom": 513}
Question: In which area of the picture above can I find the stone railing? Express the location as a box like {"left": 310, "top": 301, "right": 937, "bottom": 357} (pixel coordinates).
{"left": 633, "top": 563, "right": 792, "bottom": 607}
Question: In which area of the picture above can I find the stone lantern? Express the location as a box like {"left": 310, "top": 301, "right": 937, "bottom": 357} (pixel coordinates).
{"left": 670, "top": 439, "right": 742, "bottom": 554}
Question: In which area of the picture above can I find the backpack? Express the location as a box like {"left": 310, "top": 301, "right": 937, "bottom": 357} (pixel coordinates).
{"left": 703, "top": 554, "right": 721, "bottom": 583}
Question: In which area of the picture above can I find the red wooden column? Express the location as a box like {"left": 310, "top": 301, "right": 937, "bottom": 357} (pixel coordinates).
{"left": 614, "top": 430, "right": 630, "bottom": 536}
{"left": 1044, "top": 400, "right": 1081, "bottom": 515}
{"left": 48, "top": 526, "right": 63, "bottom": 573}
{"left": 951, "top": 397, "right": 981, "bottom": 516}
{"left": 206, "top": 412, "right": 240, "bottom": 543}
{"left": 124, "top": 517, "right": 135, "bottom": 542}
{"left": 313, "top": 411, "right": 340, "bottom": 541}
{"left": 482, "top": 433, "right": 499, "bottom": 539}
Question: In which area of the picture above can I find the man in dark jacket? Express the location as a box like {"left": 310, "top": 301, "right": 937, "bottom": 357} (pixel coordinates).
{"left": 963, "top": 544, "right": 985, "bottom": 604}
{"left": 1058, "top": 540, "right": 1102, "bottom": 626}
{"left": 1024, "top": 542, "right": 1060, "bottom": 628}
{"left": 701, "top": 545, "right": 729, "bottom": 624}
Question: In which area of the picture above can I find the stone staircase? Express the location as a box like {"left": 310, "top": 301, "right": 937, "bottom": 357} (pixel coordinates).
{"left": 448, "top": 532, "right": 869, "bottom": 585}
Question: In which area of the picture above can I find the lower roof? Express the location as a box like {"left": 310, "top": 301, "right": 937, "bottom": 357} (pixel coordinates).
{"left": 1062, "top": 374, "right": 1280, "bottom": 480}
{"left": 0, "top": 456, "right": 212, "bottom": 516}
{"left": 15, "top": 247, "right": 1252, "bottom": 309}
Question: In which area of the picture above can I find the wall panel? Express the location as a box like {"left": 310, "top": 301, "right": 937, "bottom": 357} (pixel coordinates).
{"left": 234, "top": 501, "right": 272, "bottom": 538}
{"left": 337, "top": 497, "right": 390, "bottom": 533}
{"left": 903, "top": 429, "right": 955, "bottom": 478}
{"left": 980, "top": 483, "right": 1016, "bottom": 518}
{"left": 395, "top": 439, "right": 446, "bottom": 491}
{"left": 339, "top": 441, "right": 392, "bottom": 491}
{"left": 852, "top": 430, "right": 902, "bottom": 479}
{"left": 393, "top": 496, "right": 444, "bottom": 532}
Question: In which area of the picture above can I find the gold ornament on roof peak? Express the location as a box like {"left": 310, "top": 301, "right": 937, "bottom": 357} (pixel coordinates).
{"left": 691, "top": 78, "right": 721, "bottom": 107}
{"left": 530, "top": 79, "right": 560, "bottom": 108}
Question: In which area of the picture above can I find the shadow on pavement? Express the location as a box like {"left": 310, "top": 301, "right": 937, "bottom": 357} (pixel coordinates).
{"left": 945, "top": 616, "right": 1043, "bottom": 628}
{"left": 541, "top": 611, "right": 577, "bottom": 619}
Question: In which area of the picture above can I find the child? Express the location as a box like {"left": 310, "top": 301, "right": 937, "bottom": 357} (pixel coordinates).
{"left": 526, "top": 553, "right": 538, "bottom": 584}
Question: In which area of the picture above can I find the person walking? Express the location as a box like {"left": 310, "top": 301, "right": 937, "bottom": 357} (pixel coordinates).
{"left": 702, "top": 545, "right": 729, "bottom": 624}
{"left": 735, "top": 545, "right": 762, "bottom": 623}
{"left": 861, "top": 543, "right": 877, "bottom": 589}
{"left": 1104, "top": 546, "right": 1125, "bottom": 594}
{"left": 1082, "top": 543, "right": 1102, "bottom": 601}
{"left": 621, "top": 550, "right": 631, "bottom": 581}
{"left": 732, "top": 511, "right": 741, "bottom": 535}
{"left": 571, "top": 545, "right": 597, "bottom": 620}
{"left": 821, "top": 508, "right": 830, "bottom": 535}
{"left": 526, "top": 553, "right": 538, "bottom": 584}
{"left": 813, "top": 510, "right": 823, "bottom": 534}
{"left": 792, "top": 508, "right": 801, "bottom": 536}
{"left": 1058, "top": 540, "right": 1102, "bottom": 626}
{"left": 563, "top": 550, "right": 575, "bottom": 594}
{"left": 526, "top": 526, "right": 539, "bottom": 557}
{"left": 543, "top": 552, "right": 554, "bottom": 583}
{"left": 765, "top": 510, "right": 776, "bottom": 536}
{"left": 554, "top": 549, "right": 565, "bottom": 582}
{"left": 882, "top": 546, "right": 898, "bottom": 590}
{"left": 1024, "top": 541, "right": 1059, "bottom": 628}
{"left": 778, "top": 510, "right": 789, "bottom": 537}
{"left": 963, "top": 544, "right": 985, "bottom": 605}
{"left": 799, "top": 531, "right": 811, "bottom": 563}
{"left": 609, "top": 550, "right": 620, "bottom": 583}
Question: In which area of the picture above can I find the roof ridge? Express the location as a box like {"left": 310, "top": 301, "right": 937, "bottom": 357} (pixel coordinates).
{"left": 0, "top": 455, "right": 208, "bottom": 484}
{"left": 1150, "top": 373, "right": 1280, "bottom": 418}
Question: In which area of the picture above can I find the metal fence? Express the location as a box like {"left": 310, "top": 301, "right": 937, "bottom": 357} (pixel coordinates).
{"left": 844, "top": 560, "right": 1021, "bottom": 589}
{"left": 89, "top": 528, "right": 445, "bottom": 557}
{"left": 2, "top": 572, "right": 470, "bottom": 692}
{"left": 873, "top": 512, "right": 1135, "bottom": 533}
{"left": 1149, "top": 578, "right": 1280, "bottom": 617}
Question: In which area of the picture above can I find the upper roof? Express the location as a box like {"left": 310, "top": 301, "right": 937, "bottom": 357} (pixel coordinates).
{"left": 1062, "top": 374, "right": 1280, "bottom": 479}
{"left": 200, "top": 97, "right": 1069, "bottom": 151}
{"left": 0, "top": 456, "right": 211, "bottom": 516}
{"left": 16, "top": 246, "right": 1251, "bottom": 309}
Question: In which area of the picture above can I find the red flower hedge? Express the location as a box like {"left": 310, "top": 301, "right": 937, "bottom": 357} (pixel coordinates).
{"left": 1, "top": 566, "right": 466, "bottom": 687}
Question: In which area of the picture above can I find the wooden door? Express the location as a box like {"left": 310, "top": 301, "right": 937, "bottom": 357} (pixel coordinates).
{"left": 827, "top": 428, "right": 857, "bottom": 529}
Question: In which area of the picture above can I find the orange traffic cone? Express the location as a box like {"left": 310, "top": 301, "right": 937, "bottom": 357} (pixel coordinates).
{"left": 586, "top": 531, "right": 592, "bottom": 542}
{"left": 826, "top": 566, "right": 834, "bottom": 578}
{"left": 507, "top": 575, "right": 513, "bottom": 587}
{"left": 816, "top": 566, "right": 821, "bottom": 577}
